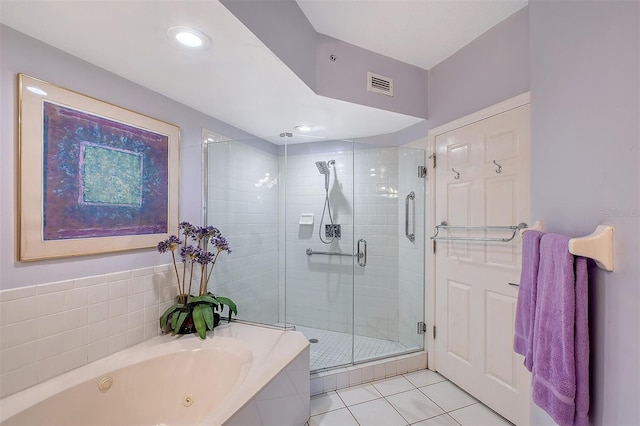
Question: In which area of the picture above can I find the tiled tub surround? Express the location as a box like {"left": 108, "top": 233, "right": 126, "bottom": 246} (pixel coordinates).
{"left": 0, "top": 265, "right": 179, "bottom": 398}
{"left": 1, "top": 322, "right": 310, "bottom": 426}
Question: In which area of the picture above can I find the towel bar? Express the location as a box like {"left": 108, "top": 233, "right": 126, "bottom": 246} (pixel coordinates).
{"left": 520, "top": 220, "right": 544, "bottom": 236}
{"left": 522, "top": 221, "right": 614, "bottom": 271}
{"left": 568, "top": 225, "right": 614, "bottom": 271}
{"left": 431, "top": 221, "right": 527, "bottom": 242}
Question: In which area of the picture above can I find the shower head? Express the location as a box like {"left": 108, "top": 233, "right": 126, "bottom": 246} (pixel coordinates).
{"left": 315, "top": 161, "right": 330, "bottom": 175}
{"left": 316, "top": 160, "right": 335, "bottom": 191}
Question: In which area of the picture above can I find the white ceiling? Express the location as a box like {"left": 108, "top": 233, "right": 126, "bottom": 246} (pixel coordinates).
{"left": 297, "top": 0, "right": 527, "bottom": 70}
{"left": 0, "top": 0, "right": 526, "bottom": 144}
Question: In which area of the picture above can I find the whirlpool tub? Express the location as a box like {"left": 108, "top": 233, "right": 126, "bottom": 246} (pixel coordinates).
{"left": 0, "top": 322, "right": 310, "bottom": 425}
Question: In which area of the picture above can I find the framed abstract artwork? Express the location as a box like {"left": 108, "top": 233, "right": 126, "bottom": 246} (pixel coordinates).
{"left": 18, "top": 74, "right": 180, "bottom": 261}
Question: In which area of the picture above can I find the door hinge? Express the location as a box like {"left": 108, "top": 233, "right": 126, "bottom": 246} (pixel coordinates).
{"left": 432, "top": 240, "right": 436, "bottom": 254}
{"left": 417, "top": 321, "right": 427, "bottom": 334}
{"left": 432, "top": 325, "right": 437, "bottom": 339}
{"left": 418, "top": 166, "right": 427, "bottom": 178}
{"left": 429, "top": 154, "right": 436, "bottom": 168}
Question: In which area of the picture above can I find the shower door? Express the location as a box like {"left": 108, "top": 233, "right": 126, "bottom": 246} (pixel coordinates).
{"left": 352, "top": 144, "right": 426, "bottom": 364}
{"left": 283, "top": 140, "right": 426, "bottom": 370}
{"left": 206, "top": 133, "right": 426, "bottom": 372}
{"left": 283, "top": 139, "right": 357, "bottom": 370}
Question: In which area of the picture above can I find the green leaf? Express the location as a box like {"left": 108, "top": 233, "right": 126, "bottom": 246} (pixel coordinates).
{"left": 174, "top": 311, "right": 189, "bottom": 333}
{"left": 215, "top": 297, "right": 237, "bottom": 315}
{"left": 202, "top": 305, "right": 214, "bottom": 330}
{"left": 215, "top": 296, "right": 237, "bottom": 321}
{"left": 186, "top": 295, "right": 219, "bottom": 306}
{"left": 192, "top": 305, "right": 207, "bottom": 339}
{"left": 160, "top": 303, "right": 184, "bottom": 328}
{"left": 171, "top": 310, "right": 179, "bottom": 330}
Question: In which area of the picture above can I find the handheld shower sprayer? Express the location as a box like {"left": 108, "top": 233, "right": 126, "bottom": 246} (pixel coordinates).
{"left": 315, "top": 161, "right": 330, "bottom": 175}
{"left": 315, "top": 160, "right": 336, "bottom": 243}
{"left": 315, "top": 160, "right": 335, "bottom": 191}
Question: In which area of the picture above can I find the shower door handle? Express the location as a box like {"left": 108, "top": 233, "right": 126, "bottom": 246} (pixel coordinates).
{"left": 357, "top": 239, "right": 367, "bottom": 267}
{"left": 405, "top": 191, "right": 416, "bottom": 242}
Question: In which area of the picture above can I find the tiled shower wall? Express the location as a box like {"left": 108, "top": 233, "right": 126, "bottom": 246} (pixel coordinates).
{"left": 206, "top": 140, "right": 280, "bottom": 326}
{"left": 353, "top": 147, "right": 400, "bottom": 341}
{"left": 205, "top": 139, "right": 421, "bottom": 345}
{"left": 280, "top": 147, "right": 355, "bottom": 333}
{"left": 282, "top": 145, "right": 401, "bottom": 342}
{"left": 0, "top": 265, "right": 178, "bottom": 398}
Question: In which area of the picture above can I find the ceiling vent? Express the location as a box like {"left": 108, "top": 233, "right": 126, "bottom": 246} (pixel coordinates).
{"left": 367, "top": 72, "right": 393, "bottom": 97}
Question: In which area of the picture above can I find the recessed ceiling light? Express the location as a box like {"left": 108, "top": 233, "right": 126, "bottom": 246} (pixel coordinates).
{"left": 167, "top": 26, "right": 211, "bottom": 49}
{"left": 295, "top": 124, "right": 313, "bottom": 132}
{"left": 26, "top": 86, "right": 47, "bottom": 96}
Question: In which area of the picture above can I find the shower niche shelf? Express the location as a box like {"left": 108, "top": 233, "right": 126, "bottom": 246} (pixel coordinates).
{"left": 299, "top": 214, "right": 314, "bottom": 225}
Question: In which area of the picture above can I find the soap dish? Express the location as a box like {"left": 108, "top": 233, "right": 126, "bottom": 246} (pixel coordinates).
{"left": 299, "top": 214, "right": 314, "bottom": 225}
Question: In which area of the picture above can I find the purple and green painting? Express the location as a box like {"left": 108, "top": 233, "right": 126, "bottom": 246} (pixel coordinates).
{"left": 43, "top": 101, "right": 169, "bottom": 240}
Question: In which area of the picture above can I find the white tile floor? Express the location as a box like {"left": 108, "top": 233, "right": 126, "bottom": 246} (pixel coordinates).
{"left": 307, "top": 370, "right": 513, "bottom": 426}
{"left": 295, "top": 325, "right": 414, "bottom": 371}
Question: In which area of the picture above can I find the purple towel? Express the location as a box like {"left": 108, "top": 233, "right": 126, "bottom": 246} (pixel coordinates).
{"left": 574, "top": 257, "right": 590, "bottom": 425}
{"left": 514, "top": 230, "right": 544, "bottom": 370}
{"left": 531, "top": 234, "right": 589, "bottom": 426}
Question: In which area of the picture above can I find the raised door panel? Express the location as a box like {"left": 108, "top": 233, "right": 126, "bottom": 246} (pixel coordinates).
{"left": 484, "top": 290, "right": 518, "bottom": 388}
{"left": 446, "top": 181, "right": 473, "bottom": 260}
{"left": 484, "top": 175, "right": 520, "bottom": 267}
{"left": 446, "top": 280, "right": 472, "bottom": 363}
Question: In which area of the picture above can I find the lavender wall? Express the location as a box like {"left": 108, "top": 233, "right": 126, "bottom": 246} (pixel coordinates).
{"left": 315, "top": 34, "right": 428, "bottom": 119}
{"left": 529, "top": 2, "right": 640, "bottom": 424}
{"left": 427, "top": 6, "right": 530, "bottom": 129}
{"left": 394, "top": 6, "right": 530, "bottom": 143}
{"left": 0, "top": 25, "right": 256, "bottom": 290}
{"left": 407, "top": 2, "right": 638, "bottom": 422}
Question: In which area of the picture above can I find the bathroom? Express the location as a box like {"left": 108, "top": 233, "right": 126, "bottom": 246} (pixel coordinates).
{"left": 0, "top": 1, "right": 638, "bottom": 426}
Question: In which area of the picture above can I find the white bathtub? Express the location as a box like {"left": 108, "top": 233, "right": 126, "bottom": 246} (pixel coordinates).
{"left": 0, "top": 322, "right": 310, "bottom": 426}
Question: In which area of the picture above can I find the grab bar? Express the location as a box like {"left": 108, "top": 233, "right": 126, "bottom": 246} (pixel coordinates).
{"left": 431, "top": 221, "right": 528, "bottom": 242}
{"left": 405, "top": 191, "right": 416, "bottom": 242}
{"left": 306, "top": 248, "right": 354, "bottom": 257}
{"left": 305, "top": 244, "right": 367, "bottom": 268}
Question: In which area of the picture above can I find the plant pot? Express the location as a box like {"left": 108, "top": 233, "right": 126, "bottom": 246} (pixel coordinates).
{"left": 177, "top": 312, "right": 221, "bottom": 334}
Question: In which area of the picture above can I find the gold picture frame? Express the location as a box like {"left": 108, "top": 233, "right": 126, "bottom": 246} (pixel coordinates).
{"left": 18, "top": 74, "right": 180, "bottom": 261}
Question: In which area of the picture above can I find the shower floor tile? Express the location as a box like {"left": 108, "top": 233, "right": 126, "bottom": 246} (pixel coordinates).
{"left": 293, "top": 325, "right": 412, "bottom": 371}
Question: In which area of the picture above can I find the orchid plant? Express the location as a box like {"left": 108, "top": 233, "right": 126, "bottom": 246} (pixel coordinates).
{"left": 157, "top": 221, "right": 237, "bottom": 339}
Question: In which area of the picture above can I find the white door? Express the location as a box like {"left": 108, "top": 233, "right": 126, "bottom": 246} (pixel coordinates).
{"left": 434, "top": 105, "right": 531, "bottom": 425}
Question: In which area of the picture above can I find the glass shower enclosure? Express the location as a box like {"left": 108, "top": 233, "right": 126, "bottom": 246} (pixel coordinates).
{"left": 204, "top": 132, "right": 425, "bottom": 372}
